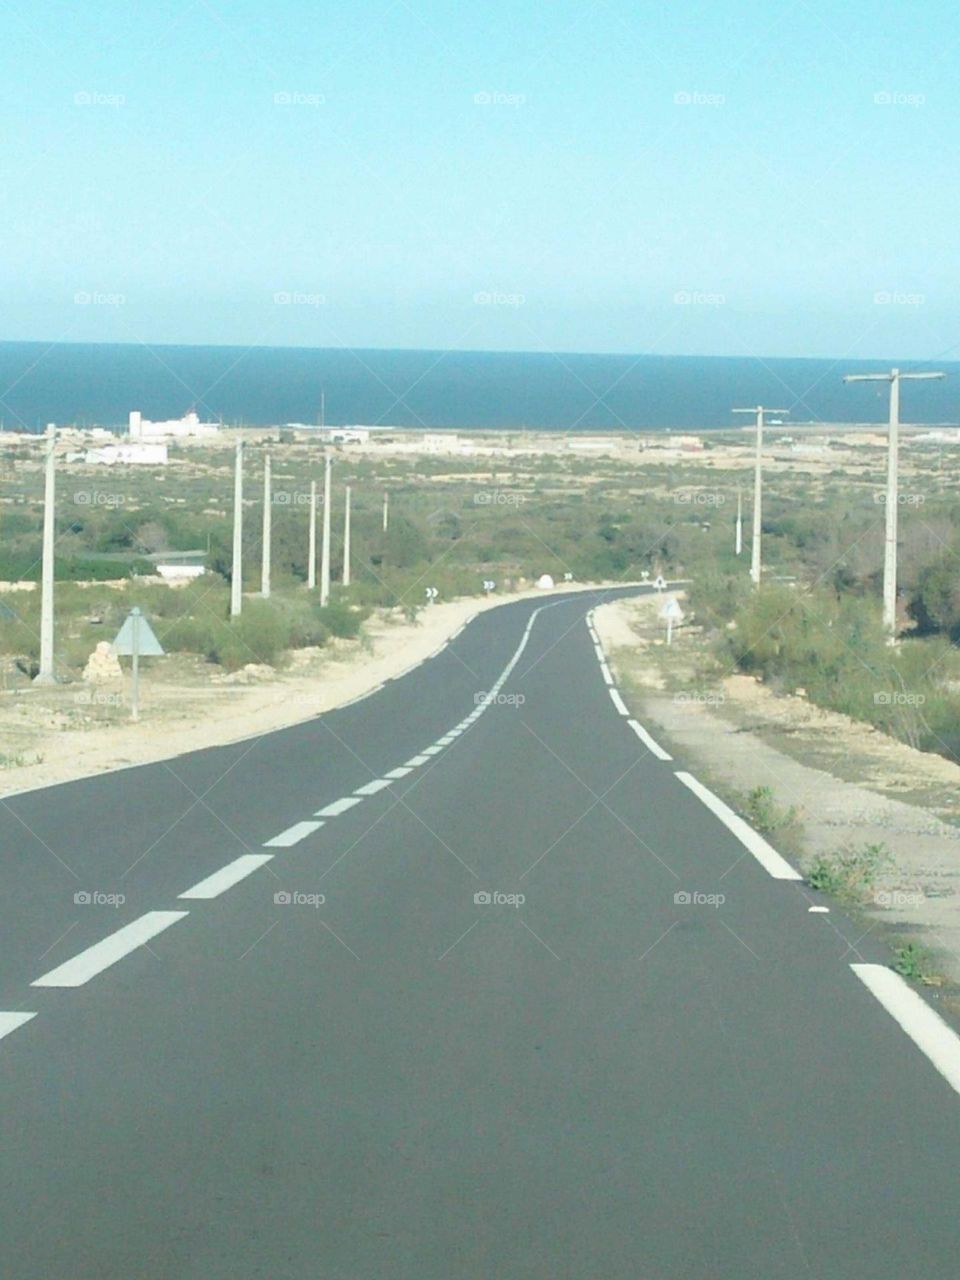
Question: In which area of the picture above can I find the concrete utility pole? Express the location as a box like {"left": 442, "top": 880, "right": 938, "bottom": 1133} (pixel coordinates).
{"left": 230, "top": 439, "right": 244, "bottom": 616}
{"left": 320, "top": 454, "right": 332, "bottom": 606}
{"left": 342, "top": 485, "right": 351, "bottom": 587}
{"left": 261, "top": 452, "right": 272, "bottom": 598}
{"left": 843, "top": 368, "right": 945, "bottom": 634}
{"left": 735, "top": 488, "right": 743, "bottom": 556}
{"left": 34, "top": 423, "right": 57, "bottom": 684}
{"left": 383, "top": 491, "right": 389, "bottom": 532}
{"left": 307, "top": 479, "right": 318, "bottom": 589}
{"left": 732, "top": 406, "right": 789, "bottom": 586}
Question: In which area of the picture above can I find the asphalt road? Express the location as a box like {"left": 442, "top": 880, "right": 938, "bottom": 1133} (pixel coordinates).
{"left": 2, "top": 587, "right": 959, "bottom": 1279}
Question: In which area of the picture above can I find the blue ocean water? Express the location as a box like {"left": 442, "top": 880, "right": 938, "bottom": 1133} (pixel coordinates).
{"left": 0, "top": 342, "right": 957, "bottom": 432}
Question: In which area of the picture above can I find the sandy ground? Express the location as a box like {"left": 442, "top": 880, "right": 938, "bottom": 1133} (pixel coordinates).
{"left": 594, "top": 594, "right": 960, "bottom": 986}
{"left": 0, "top": 582, "right": 629, "bottom": 801}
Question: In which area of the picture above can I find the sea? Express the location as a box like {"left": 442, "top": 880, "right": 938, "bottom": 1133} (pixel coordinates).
{"left": 0, "top": 342, "right": 958, "bottom": 433}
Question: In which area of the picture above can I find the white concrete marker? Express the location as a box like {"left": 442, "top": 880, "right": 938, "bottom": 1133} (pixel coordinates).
{"left": 263, "top": 821, "right": 324, "bottom": 848}
{"left": 627, "top": 719, "right": 672, "bottom": 761}
{"left": 0, "top": 1012, "right": 36, "bottom": 1043}
{"left": 32, "top": 911, "right": 189, "bottom": 988}
{"left": 354, "top": 778, "right": 392, "bottom": 796}
{"left": 316, "top": 797, "right": 363, "bottom": 818}
{"left": 674, "top": 772, "right": 802, "bottom": 880}
{"left": 852, "top": 963, "right": 960, "bottom": 1098}
{"left": 180, "top": 854, "right": 275, "bottom": 899}
{"left": 609, "top": 688, "right": 630, "bottom": 716}
{"left": 384, "top": 766, "right": 413, "bottom": 779}
{"left": 808, "top": 905, "right": 830, "bottom": 913}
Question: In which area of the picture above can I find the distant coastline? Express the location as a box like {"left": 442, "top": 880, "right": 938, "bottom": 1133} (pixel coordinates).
{"left": 0, "top": 340, "right": 956, "bottom": 433}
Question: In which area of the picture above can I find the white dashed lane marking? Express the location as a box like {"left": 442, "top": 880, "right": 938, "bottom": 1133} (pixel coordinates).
{"left": 384, "top": 766, "right": 413, "bottom": 779}
{"left": 354, "top": 778, "right": 392, "bottom": 796}
{"left": 179, "top": 854, "right": 275, "bottom": 899}
{"left": 405, "top": 755, "right": 430, "bottom": 767}
{"left": 32, "top": 912, "right": 190, "bottom": 989}
{"left": 263, "top": 820, "right": 324, "bottom": 848}
{"left": 0, "top": 1012, "right": 36, "bottom": 1043}
{"left": 609, "top": 688, "right": 629, "bottom": 716}
{"left": 627, "top": 719, "right": 672, "bottom": 761}
{"left": 316, "top": 797, "right": 363, "bottom": 818}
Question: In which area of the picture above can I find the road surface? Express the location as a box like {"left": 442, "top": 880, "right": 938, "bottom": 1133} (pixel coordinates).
{"left": 2, "top": 588, "right": 959, "bottom": 1278}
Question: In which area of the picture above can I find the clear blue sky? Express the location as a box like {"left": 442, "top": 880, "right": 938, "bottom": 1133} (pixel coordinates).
{"left": 2, "top": 0, "right": 957, "bottom": 359}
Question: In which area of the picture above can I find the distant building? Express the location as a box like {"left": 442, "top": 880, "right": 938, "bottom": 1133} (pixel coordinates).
{"left": 156, "top": 564, "right": 205, "bottom": 582}
{"left": 422, "top": 433, "right": 460, "bottom": 453}
{"left": 326, "top": 427, "right": 370, "bottom": 444}
{"left": 85, "top": 443, "right": 168, "bottom": 466}
{"left": 129, "top": 410, "right": 219, "bottom": 440}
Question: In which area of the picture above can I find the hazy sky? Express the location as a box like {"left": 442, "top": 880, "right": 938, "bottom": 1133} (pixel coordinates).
{"left": 2, "top": 0, "right": 957, "bottom": 359}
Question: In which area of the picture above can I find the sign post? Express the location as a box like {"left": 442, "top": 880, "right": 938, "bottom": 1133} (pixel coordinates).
{"left": 111, "top": 607, "right": 164, "bottom": 720}
{"left": 659, "top": 596, "right": 684, "bottom": 646}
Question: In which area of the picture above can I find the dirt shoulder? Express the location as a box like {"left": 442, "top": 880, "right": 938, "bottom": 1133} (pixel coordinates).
{"left": 0, "top": 582, "right": 630, "bottom": 801}
{"left": 594, "top": 593, "right": 960, "bottom": 988}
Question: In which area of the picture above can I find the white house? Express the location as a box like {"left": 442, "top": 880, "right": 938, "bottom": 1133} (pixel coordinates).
{"left": 129, "top": 410, "right": 220, "bottom": 440}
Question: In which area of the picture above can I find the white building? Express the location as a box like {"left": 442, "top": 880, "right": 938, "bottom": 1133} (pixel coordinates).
{"left": 129, "top": 410, "right": 220, "bottom": 440}
{"left": 86, "top": 443, "right": 169, "bottom": 465}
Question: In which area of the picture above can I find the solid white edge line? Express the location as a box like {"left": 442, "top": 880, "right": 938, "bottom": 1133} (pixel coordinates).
{"left": 627, "top": 718, "right": 673, "bottom": 761}
{"left": 179, "top": 854, "right": 275, "bottom": 899}
{"left": 263, "top": 820, "right": 324, "bottom": 848}
{"left": 339, "top": 683, "right": 384, "bottom": 709}
{"left": 674, "top": 772, "right": 802, "bottom": 881}
{"left": 851, "top": 963, "right": 960, "bottom": 1097}
{"left": 316, "top": 796, "right": 363, "bottom": 817}
{"left": 0, "top": 1012, "right": 36, "bottom": 1042}
{"left": 609, "top": 688, "right": 629, "bottom": 716}
{"left": 32, "top": 911, "right": 189, "bottom": 988}
{"left": 354, "top": 778, "right": 392, "bottom": 796}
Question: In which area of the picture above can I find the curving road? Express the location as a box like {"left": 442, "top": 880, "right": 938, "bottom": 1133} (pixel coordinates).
{"left": 2, "top": 587, "right": 959, "bottom": 1278}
